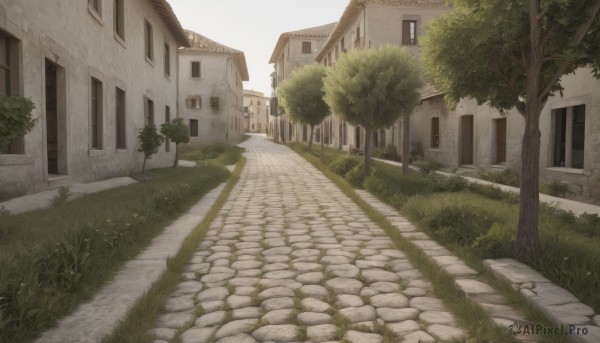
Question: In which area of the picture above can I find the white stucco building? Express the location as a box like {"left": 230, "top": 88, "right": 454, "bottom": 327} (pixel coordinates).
{"left": 243, "top": 89, "right": 269, "bottom": 134}
{"left": 178, "top": 30, "right": 249, "bottom": 145}
{"left": 0, "top": 0, "right": 189, "bottom": 201}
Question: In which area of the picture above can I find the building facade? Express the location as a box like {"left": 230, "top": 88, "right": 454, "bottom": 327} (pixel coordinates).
{"left": 268, "top": 22, "right": 337, "bottom": 143}
{"left": 0, "top": 0, "right": 189, "bottom": 201}
{"left": 178, "top": 30, "right": 249, "bottom": 145}
{"left": 315, "top": 0, "right": 450, "bottom": 155}
{"left": 243, "top": 89, "right": 269, "bottom": 134}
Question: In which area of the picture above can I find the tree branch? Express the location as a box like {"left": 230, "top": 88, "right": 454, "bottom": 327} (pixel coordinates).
{"left": 540, "top": 0, "right": 600, "bottom": 99}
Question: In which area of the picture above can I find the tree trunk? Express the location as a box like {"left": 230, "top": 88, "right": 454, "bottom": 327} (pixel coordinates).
{"left": 308, "top": 124, "right": 315, "bottom": 152}
{"left": 173, "top": 143, "right": 178, "bottom": 168}
{"left": 142, "top": 156, "right": 147, "bottom": 172}
{"left": 513, "top": 0, "right": 543, "bottom": 263}
{"left": 364, "top": 126, "right": 373, "bottom": 176}
{"left": 402, "top": 113, "right": 410, "bottom": 175}
{"left": 320, "top": 122, "right": 324, "bottom": 160}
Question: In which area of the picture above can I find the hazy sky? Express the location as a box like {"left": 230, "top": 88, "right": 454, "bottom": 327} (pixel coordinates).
{"left": 169, "top": 0, "right": 349, "bottom": 96}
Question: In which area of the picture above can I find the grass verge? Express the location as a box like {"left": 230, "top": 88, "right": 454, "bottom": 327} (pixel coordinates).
{"left": 288, "top": 142, "right": 563, "bottom": 343}
{"left": 102, "top": 157, "right": 245, "bottom": 343}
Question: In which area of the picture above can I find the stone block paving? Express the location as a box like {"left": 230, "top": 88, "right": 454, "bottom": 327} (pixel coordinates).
{"left": 149, "top": 136, "right": 468, "bottom": 343}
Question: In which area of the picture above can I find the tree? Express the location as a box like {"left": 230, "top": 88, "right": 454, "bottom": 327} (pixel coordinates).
{"left": 0, "top": 95, "right": 36, "bottom": 152}
{"left": 422, "top": 0, "right": 600, "bottom": 263}
{"left": 137, "top": 125, "right": 164, "bottom": 171}
{"left": 324, "top": 45, "right": 423, "bottom": 176}
{"left": 279, "top": 64, "right": 330, "bottom": 152}
{"left": 160, "top": 118, "right": 190, "bottom": 167}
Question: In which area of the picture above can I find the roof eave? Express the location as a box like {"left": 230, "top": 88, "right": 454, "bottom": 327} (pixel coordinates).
{"left": 150, "top": 0, "right": 190, "bottom": 47}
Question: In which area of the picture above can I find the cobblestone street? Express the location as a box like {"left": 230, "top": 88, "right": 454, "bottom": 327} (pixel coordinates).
{"left": 150, "top": 135, "right": 467, "bottom": 343}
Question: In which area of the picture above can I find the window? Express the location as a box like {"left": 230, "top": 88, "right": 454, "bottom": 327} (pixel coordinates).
{"left": 553, "top": 105, "right": 585, "bottom": 169}
{"left": 164, "top": 43, "right": 170, "bottom": 76}
{"left": 185, "top": 97, "right": 201, "bottom": 109}
{"left": 144, "top": 20, "right": 153, "bottom": 61}
{"left": 89, "top": 0, "right": 102, "bottom": 16}
{"left": 144, "top": 97, "right": 154, "bottom": 126}
{"left": 91, "top": 78, "right": 103, "bottom": 149}
{"left": 431, "top": 117, "right": 440, "bottom": 148}
{"left": 302, "top": 41, "right": 312, "bottom": 54}
{"left": 115, "top": 88, "right": 126, "bottom": 149}
{"left": 114, "top": 0, "right": 124, "bottom": 40}
{"left": 403, "top": 20, "right": 418, "bottom": 45}
{"left": 165, "top": 106, "right": 170, "bottom": 152}
{"left": 0, "top": 34, "right": 12, "bottom": 96}
{"left": 190, "top": 119, "right": 198, "bottom": 137}
{"left": 341, "top": 38, "right": 345, "bottom": 52}
{"left": 191, "top": 61, "right": 200, "bottom": 78}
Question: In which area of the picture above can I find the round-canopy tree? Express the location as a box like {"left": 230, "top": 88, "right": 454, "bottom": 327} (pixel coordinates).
{"left": 137, "top": 125, "right": 164, "bottom": 171}
{"left": 0, "top": 95, "right": 36, "bottom": 152}
{"left": 422, "top": 0, "right": 600, "bottom": 263}
{"left": 160, "top": 118, "right": 190, "bottom": 167}
{"left": 323, "top": 45, "right": 423, "bottom": 176}
{"left": 279, "top": 64, "right": 330, "bottom": 152}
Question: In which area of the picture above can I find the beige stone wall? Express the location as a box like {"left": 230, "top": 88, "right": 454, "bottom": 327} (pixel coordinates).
{"left": 0, "top": 0, "right": 180, "bottom": 201}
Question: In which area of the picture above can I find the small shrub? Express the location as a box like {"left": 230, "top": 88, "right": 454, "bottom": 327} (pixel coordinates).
{"left": 383, "top": 145, "right": 397, "bottom": 160}
{"left": 480, "top": 168, "right": 520, "bottom": 187}
{"left": 471, "top": 222, "right": 513, "bottom": 258}
{"left": 52, "top": 186, "right": 70, "bottom": 207}
{"left": 345, "top": 162, "right": 368, "bottom": 188}
{"left": 409, "top": 141, "right": 424, "bottom": 162}
{"left": 329, "top": 155, "right": 361, "bottom": 176}
{"left": 418, "top": 160, "right": 443, "bottom": 175}
{"left": 426, "top": 204, "right": 495, "bottom": 245}
{"left": 425, "top": 173, "right": 468, "bottom": 192}
{"left": 372, "top": 148, "right": 385, "bottom": 158}
{"left": 573, "top": 213, "right": 600, "bottom": 238}
{"left": 468, "top": 183, "right": 505, "bottom": 200}
{"left": 540, "top": 179, "right": 568, "bottom": 198}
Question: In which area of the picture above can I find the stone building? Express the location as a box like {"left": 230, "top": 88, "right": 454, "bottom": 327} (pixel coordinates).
{"left": 314, "top": 0, "right": 450, "bottom": 155}
{"left": 178, "top": 30, "right": 249, "bottom": 145}
{"left": 268, "top": 22, "right": 337, "bottom": 143}
{"left": 243, "top": 89, "right": 269, "bottom": 134}
{"left": 0, "top": 0, "right": 189, "bottom": 201}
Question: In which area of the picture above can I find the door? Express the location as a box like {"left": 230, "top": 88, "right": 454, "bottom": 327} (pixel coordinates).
{"left": 46, "top": 60, "right": 58, "bottom": 174}
{"left": 460, "top": 115, "right": 474, "bottom": 165}
{"left": 495, "top": 118, "right": 507, "bottom": 164}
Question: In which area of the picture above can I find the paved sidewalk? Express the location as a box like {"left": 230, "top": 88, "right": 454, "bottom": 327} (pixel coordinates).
{"left": 149, "top": 136, "right": 468, "bottom": 343}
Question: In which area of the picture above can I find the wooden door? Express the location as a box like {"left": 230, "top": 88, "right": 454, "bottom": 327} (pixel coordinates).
{"left": 496, "top": 118, "right": 507, "bottom": 164}
{"left": 460, "top": 115, "right": 474, "bottom": 165}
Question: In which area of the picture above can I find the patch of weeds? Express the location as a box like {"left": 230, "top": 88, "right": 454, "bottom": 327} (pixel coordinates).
{"left": 332, "top": 312, "right": 350, "bottom": 339}
{"left": 356, "top": 272, "right": 367, "bottom": 284}
{"left": 361, "top": 294, "right": 372, "bottom": 305}
{"left": 195, "top": 305, "right": 205, "bottom": 317}
{"left": 375, "top": 322, "right": 399, "bottom": 343}
{"left": 250, "top": 284, "right": 265, "bottom": 306}
{"left": 540, "top": 179, "right": 568, "bottom": 197}
{"left": 51, "top": 186, "right": 70, "bottom": 207}
{"left": 222, "top": 310, "right": 233, "bottom": 323}
{"left": 480, "top": 168, "right": 520, "bottom": 187}
{"left": 225, "top": 281, "right": 235, "bottom": 295}
{"left": 296, "top": 326, "right": 308, "bottom": 341}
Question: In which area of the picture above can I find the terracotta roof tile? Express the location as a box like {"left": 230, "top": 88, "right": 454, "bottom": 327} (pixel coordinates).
{"left": 149, "top": 0, "right": 190, "bottom": 47}
{"left": 269, "top": 22, "right": 337, "bottom": 63}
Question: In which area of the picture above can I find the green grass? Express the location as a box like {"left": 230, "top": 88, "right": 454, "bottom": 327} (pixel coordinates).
{"left": 179, "top": 142, "right": 244, "bottom": 166}
{"left": 480, "top": 168, "right": 520, "bottom": 187}
{"left": 0, "top": 153, "right": 239, "bottom": 342}
{"left": 102, "top": 157, "right": 246, "bottom": 343}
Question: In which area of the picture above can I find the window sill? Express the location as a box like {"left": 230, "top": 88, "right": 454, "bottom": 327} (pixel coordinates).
{"left": 546, "top": 167, "right": 584, "bottom": 175}
{"left": 114, "top": 33, "right": 126, "bottom": 48}
{"left": 88, "top": 6, "right": 103, "bottom": 26}
{"left": 0, "top": 154, "right": 33, "bottom": 166}
{"left": 89, "top": 149, "right": 105, "bottom": 157}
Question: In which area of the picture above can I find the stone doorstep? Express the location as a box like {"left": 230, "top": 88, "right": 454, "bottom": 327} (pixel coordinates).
{"left": 484, "top": 258, "right": 600, "bottom": 340}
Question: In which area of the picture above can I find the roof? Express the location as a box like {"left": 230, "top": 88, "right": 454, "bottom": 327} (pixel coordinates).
{"left": 268, "top": 22, "right": 338, "bottom": 64}
{"left": 316, "top": 0, "right": 448, "bottom": 61}
{"left": 149, "top": 0, "right": 190, "bottom": 47}
{"left": 420, "top": 83, "right": 444, "bottom": 100}
{"left": 181, "top": 30, "right": 250, "bottom": 81}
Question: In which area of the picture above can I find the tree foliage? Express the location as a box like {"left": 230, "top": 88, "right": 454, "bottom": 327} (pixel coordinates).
{"left": 161, "top": 118, "right": 190, "bottom": 167}
{"left": 0, "top": 95, "right": 36, "bottom": 152}
{"left": 422, "top": 0, "right": 600, "bottom": 262}
{"left": 279, "top": 64, "right": 330, "bottom": 152}
{"left": 138, "top": 125, "right": 164, "bottom": 171}
{"left": 324, "top": 45, "right": 423, "bottom": 175}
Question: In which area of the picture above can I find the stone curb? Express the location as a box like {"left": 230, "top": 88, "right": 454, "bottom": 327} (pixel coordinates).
{"left": 34, "top": 182, "right": 229, "bottom": 343}
{"left": 484, "top": 259, "right": 600, "bottom": 343}
{"left": 355, "top": 190, "right": 541, "bottom": 342}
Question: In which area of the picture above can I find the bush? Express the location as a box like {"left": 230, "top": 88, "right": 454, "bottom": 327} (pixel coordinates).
{"left": 418, "top": 160, "right": 443, "bottom": 175}
{"left": 384, "top": 145, "right": 398, "bottom": 160}
{"left": 372, "top": 148, "right": 385, "bottom": 158}
{"left": 345, "top": 162, "right": 368, "bottom": 188}
{"left": 471, "top": 222, "right": 513, "bottom": 258}
{"left": 426, "top": 204, "right": 496, "bottom": 245}
{"left": 480, "top": 168, "right": 520, "bottom": 187}
{"left": 425, "top": 173, "right": 468, "bottom": 192}
{"left": 540, "top": 179, "right": 568, "bottom": 198}
{"left": 329, "top": 155, "right": 361, "bottom": 176}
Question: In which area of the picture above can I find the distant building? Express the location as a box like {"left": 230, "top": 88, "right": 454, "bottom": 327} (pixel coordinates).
{"left": 268, "top": 22, "right": 337, "bottom": 143}
{"left": 243, "top": 90, "right": 269, "bottom": 134}
{"left": 0, "top": 0, "right": 189, "bottom": 201}
{"left": 179, "top": 30, "right": 249, "bottom": 144}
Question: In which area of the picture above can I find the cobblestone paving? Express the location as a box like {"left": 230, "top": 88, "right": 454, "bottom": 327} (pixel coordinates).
{"left": 149, "top": 136, "right": 468, "bottom": 343}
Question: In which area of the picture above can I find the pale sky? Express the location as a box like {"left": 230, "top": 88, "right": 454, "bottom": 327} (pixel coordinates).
{"left": 168, "top": 0, "right": 349, "bottom": 96}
